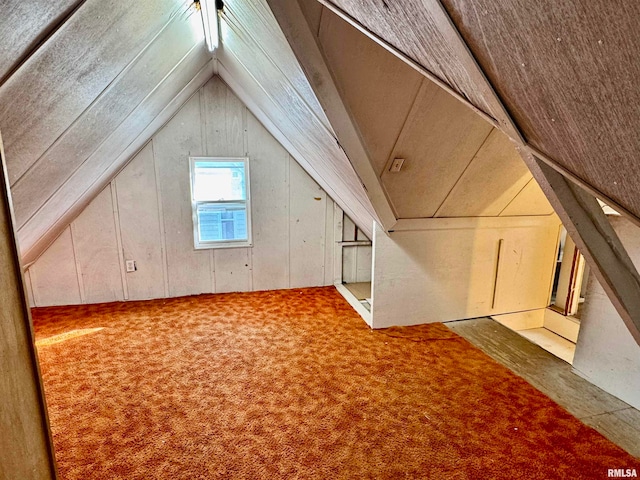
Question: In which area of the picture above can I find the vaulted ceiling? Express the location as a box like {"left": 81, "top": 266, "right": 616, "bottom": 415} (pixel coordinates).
{"left": 0, "top": 0, "right": 378, "bottom": 265}
{"left": 1, "top": 0, "right": 638, "bottom": 270}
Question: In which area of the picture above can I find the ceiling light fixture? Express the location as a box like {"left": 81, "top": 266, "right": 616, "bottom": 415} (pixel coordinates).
{"left": 199, "top": 0, "right": 220, "bottom": 52}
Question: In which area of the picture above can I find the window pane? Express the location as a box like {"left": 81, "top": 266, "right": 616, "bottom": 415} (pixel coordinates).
{"left": 193, "top": 160, "right": 246, "bottom": 201}
{"left": 197, "top": 203, "right": 248, "bottom": 242}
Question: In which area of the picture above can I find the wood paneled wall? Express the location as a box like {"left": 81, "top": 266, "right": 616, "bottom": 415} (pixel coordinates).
{"left": 340, "top": 215, "right": 372, "bottom": 284}
{"left": 26, "top": 77, "right": 338, "bottom": 307}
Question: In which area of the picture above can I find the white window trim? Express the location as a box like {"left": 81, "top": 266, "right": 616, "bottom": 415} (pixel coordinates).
{"left": 189, "top": 156, "right": 252, "bottom": 249}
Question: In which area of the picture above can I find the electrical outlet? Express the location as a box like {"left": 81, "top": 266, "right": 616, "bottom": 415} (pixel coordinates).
{"left": 125, "top": 260, "right": 137, "bottom": 273}
{"left": 389, "top": 157, "right": 405, "bottom": 173}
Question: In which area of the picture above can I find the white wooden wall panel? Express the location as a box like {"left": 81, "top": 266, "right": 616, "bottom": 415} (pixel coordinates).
{"left": 371, "top": 217, "right": 560, "bottom": 328}
{"left": 341, "top": 246, "right": 372, "bottom": 283}
{"left": 323, "top": 200, "right": 337, "bottom": 285}
{"left": 342, "top": 246, "right": 357, "bottom": 284}
{"left": 332, "top": 204, "right": 344, "bottom": 285}
{"left": 27, "top": 76, "right": 338, "bottom": 306}
{"left": 214, "top": 248, "right": 252, "bottom": 293}
{"left": 71, "top": 187, "right": 124, "bottom": 304}
{"left": 372, "top": 225, "right": 495, "bottom": 327}
{"left": 342, "top": 215, "right": 357, "bottom": 241}
{"left": 29, "top": 227, "right": 81, "bottom": 306}
{"left": 573, "top": 216, "right": 640, "bottom": 410}
{"left": 154, "top": 93, "right": 212, "bottom": 297}
{"left": 355, "top": 246, "right": 372, "bottom": 282}
{"left": 22, "top": 269, "right": 35, "bottom": 308}
{"left": 248, "top": 113, "right": 291, "bottom": 291}
{"left": 289, "top": 157, "right": 326, "bottom": 287}
{"left": 115, "top": 143, "right": 165, "bottom": 301}
{"left": 492, "top": 224, "right": 560, "bottom": 312}
{"left": 202, "top": 77, "right": 251, "bottom": 292}
{"left": 202, "top": 77, "right": 245, "bottom": 157}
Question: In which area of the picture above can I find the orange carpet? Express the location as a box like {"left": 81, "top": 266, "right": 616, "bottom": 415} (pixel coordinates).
{"left": 32, "top": 287, "right": 639, "bottom": 479}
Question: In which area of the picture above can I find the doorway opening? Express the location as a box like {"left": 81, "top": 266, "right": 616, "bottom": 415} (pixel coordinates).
{"left": 333, "top": 212, "right": 373, "bottom": 325}
{"left": 492, "top": 226, "right": 589, "bottom": 363}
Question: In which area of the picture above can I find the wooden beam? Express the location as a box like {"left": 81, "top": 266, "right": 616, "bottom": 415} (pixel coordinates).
{"left": 521, "top": 150, "right": 640, "bottom": 344}
{"left": 0, "top": 133, "right": 57, "bottom": 479}
{"left": 216, "top": 61, "right": 375, "bottom": 239}
{"left": 265, "top": 0, "right": 397, "bottom": 230}
{"left": 529, "top": 145, "right": 640, "bottom": 231}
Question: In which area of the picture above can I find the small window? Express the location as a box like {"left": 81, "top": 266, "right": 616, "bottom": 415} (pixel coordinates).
{"left": 189, "top": 157, "right": 252, "bottom": 249}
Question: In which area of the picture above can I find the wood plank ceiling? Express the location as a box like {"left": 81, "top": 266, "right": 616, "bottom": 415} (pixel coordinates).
{"left": 442, "top": 0, "right": 640, "bottom": 222}
{"left": 0, "top": 0, "right": 215, "bottom": 264}
{"left": 0, "top": 0, "right": 378, "bottom": 264}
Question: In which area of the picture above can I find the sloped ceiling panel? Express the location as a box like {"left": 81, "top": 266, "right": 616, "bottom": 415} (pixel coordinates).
{"left": 13, "top": 11, "right": 205, "bottom": 226}
{"left": 293, "top": 2, "right": 552, "bottom": 220}
{"left": 20, "top": 49, "right": 214, "bottom": 265}
{"left": 378, "top": 80, "right": 493, "bottom": 218}
{"left": 314, "top": 7, "right": 423, "bottom": 177}
{"left": 217, "top": 0, "right": 377, "bottom": 237}
{"left": 0, "top": 0, "right": 214, "bottom": 262}
{"left": 441, "top": 0, "right": 640, "bottom": 223}
{"left": 0, "top": 0, "right": 82, "bottom": 83}
{"left": 319, "top": 0, "right": 640, "bottom": 227}
{"left": 317, "top": 0, "right": 502, "bottom": 121}
{"left": 1, "top": 0, "right": 184, "bottom": 183}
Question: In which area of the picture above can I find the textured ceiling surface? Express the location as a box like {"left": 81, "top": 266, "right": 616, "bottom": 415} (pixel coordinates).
{"left": 321, "top": 0, "right": 640, "bottom": 225}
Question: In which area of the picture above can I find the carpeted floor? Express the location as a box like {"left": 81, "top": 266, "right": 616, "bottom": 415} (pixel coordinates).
{"left": 33, "top": 287, "right": 639, "bottom": 479}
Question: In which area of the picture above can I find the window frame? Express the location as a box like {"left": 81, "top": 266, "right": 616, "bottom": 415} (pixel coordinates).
{"left": 189, "top": 156, "right": 252, "bottom": 250}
